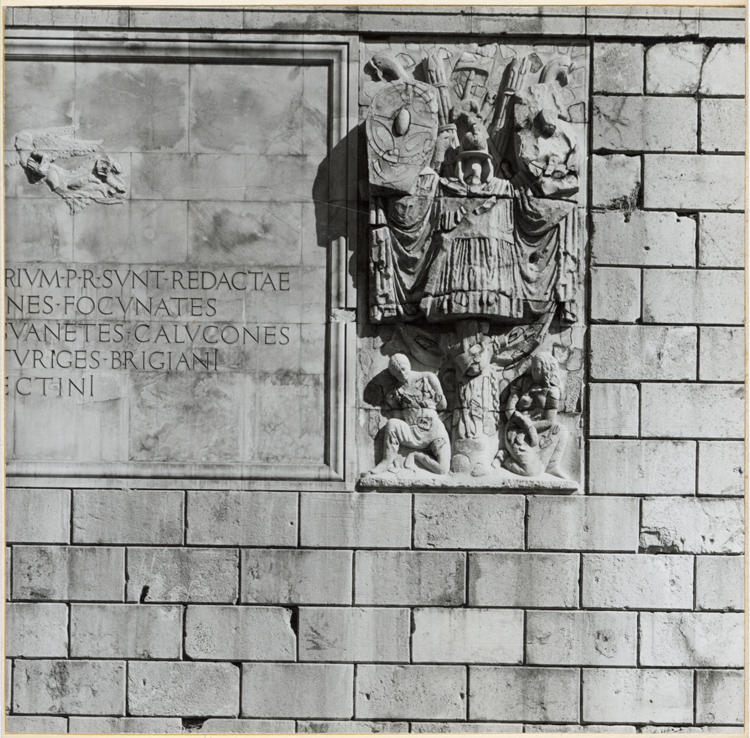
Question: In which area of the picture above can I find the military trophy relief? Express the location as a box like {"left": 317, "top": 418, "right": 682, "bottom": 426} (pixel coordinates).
{"left": 359, "top": 42, "right": 586, "bottom": 490}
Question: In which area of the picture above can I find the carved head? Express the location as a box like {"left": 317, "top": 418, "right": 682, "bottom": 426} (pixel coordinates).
{"left": 388, "top": 353, "right": 412, "bottom": 384}
{"left": 94, "top": 155, "right": 127, "bottom": 195}
{"left": 530, "top": 352, "right": 560, "bottom": 387}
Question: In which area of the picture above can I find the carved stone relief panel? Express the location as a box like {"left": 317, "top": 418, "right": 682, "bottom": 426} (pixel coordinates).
{"left": 358, "top": 40, "right": 588, "bottom": 490}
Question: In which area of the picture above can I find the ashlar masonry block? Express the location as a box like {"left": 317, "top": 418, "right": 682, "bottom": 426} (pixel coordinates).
{"left": 699, "top": 327, "right": 745, "bottom": 382}
{"left": 68, "top": 718, "right": 183, "bottom": 734}
{"left": 356, "top": 665, "right": 466, "bottom": 720}
{"left": 701, "top": 98, "right": 746, "bottom": 153}
{"left": 590, "top": 268, "right": 641, "bottom": 323}
{"left": 470, "top": 666, "right": 580, "bottom": 722}
{"left": 698, "top": 212, "right": 745, "bottom": 268}
{"left": 593, "top": 43, "right": 644, "bottom": 94}
{"left": 646, "top": 42, "right": 705, "bottom": 94}
{"left": 582, "top": 554, "right": 693, "bottom": 609}
{"left": 639, "top": 612, "right": 744, "bottom": 667}
{"left": 701, "top": 43, "right": 745, "bottom": 95}
{"left": 699, "top": 441, "right": 745, "bottom": 496}
{"left": 411, "top": 723, "right": 524, "bottom": 733}
{"left": 696, "top": 670, "right": 745, "bottom": 725}
{"left": 592, "top": 155, "right": 641, "bottom": 209}
{"left": 695, "top": 555, "right": 744, "bottom": 611}
{"left": 588, "top": 384, "right": 639, "bottom": 438}
{"left": 7, "top": 717, "right": 70, "bottom": 734}
{"left": 6, "top": 602, "right": 68, "bottom": 657}
{"left": 582, "top": 668, "right": 693, "bottom": 723}
{"left": 412, "top": 608, "right": 524, "bottom": 664}
{"left": 298, "top": 722, "right": 408, "bottom": 733}
{"left": 242, "top": 663, "right": 353, "bottom": 719}
{"left": 6, "top": 488, "right": 70, "bottom": 543}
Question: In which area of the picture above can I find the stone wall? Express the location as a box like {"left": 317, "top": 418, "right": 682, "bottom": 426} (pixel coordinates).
{"left": 4, "top": 6, "right": 746, "bottom": 735}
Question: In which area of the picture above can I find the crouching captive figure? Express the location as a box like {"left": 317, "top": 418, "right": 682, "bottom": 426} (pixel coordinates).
{"left": 368, "top": 353, "right": 451, "bottom": 476}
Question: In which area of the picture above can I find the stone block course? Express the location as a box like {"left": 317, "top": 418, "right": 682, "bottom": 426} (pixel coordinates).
{"left": 68, "top": 717, "right": 183, "bottom": 733}
{"left": 591, "top": 211, "right": 696, "bottom": 267}
{"left": 13, "top": 545, "right": 124, "bottom": 601}
{"left": 6, "top": 602, "right": 68, "bottom": 657}
{"left": 643, "top": 155, "right": 745, "bottom": 211}
{"left": 699, "top": 327, "right": 744, "bottom": 382}
{"left": 299, "top": 607, "right": 409, "bottom": 662}
{"left": 590, "top": 440, "right": 695, "bottom": 495}
{"left": 582, "top": 554, "right": 693, "bottom": 609}
{"left": 593, "top": 96, "right": 697, "bottom": 152}
{"left": 640, "top": 497, "right": 744, "bottom": 553}
{"left": 698, "top": 441, "right": 745, "bottom": 496}
{"left": 696, "top": 670, "right": 745, "bottom": 725}
{"left": 411, "top": 723, "right": 524, "bottom": 733}
{"left": 356, "top": 551, "right": 465, "bottom": 606}
{"left": 413, "top": 494, "right": 524, "bottom": 549}
{"left": 639, "top": 612, "right": 744, "bottom": 667}
{"left": 641, "top": 383, "right": 744, "bottom": 439}
{"left": 186, "top": 490, "right": 297, "bottom": 546}
{"left": 300, "top": 492, "right": 410, "bottom": 548}
{"left": 6, "top": 716, "right": 70, "bottom": 733}
{"left": 590, "top": 267, "right": 641, "bottom": 323}
{"left": 127, "top": 548, "right": 238, "bottom": 603}
{"left": 6, "top": 488, "right": 70, "bottom": 543}
{"left": 582, "top": 668, "right": 693, "bottom": 723}
{"left": 588, "top": 384, "right": 639, "bottom": 437}
{"left": 695, "top": 555, "right": 744, "bottom": 611}
{"left": 298, "top": 721, "right": 409, "bottom": 733}
{"left": 701, "top": 98, "right": 746, "bottom": 153}
{"left": 646, "top": 43, "right": 705, "bottom": 94}
{"left": 356, "top": 665, "right": 466, "bottom": 720}
{"left": 73, "top": 488, "right": 183, "bottom": 544}
{"left": 591, "top": 325, "right": 696, "bottom": 380}
{"left": 191, "top": 719, "right": 296, "bottom": 733}
{"left": 470, "top": 667, "right": 579, "bottom": 722}
{"left": 701, "top": 43, "right": 745, "bottom": 95}
{"left": 13, "top": 659, "right": 125, "bottom": 715}
{"left": 242, "top": 663, "right": 353, "bottom": 718}
{"left": 592, "top": 155, "right": 641, "bottom": 209}
{"left": 698, "top": 212, "right": 745, "bottom": 268}
{"left": 129, "top": 662, "right": 240, "bottom": 716}
{"left": 242, "top": 549, "right": 352, "bottom": 604}
{"left": 528, "top": 496, "right": 639, "bottom": 551}
{"left": 526, "top": 610, "right": 637, "bottom": 666}
{"left": 593, "top": 43, "right": 644, "bottom": 94}
{"left": 185, "top": 605, "right": 295, "bottom": 661}
{"left": 469, "top": 553, "right": 579, "bottom": 607}
{"left": 412, "top": 608, "right": 523, "bottom": 664}
{"left": 643, "top": 269, "right": 744, "bottom": 325}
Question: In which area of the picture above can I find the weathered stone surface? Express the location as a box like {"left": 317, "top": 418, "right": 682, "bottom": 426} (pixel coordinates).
{"left": 412, "top": 608, "right": 523, "bottom": 664}
{"left": 698, "top": 212, "right": 745, "bottom": 268}
{"left": 524, "top": 726, "right": 636, "bottom": 734}
{"left": 639, "top": 612, "right": 744, "bottom": 667}
{"left": 592, "top": 155, "right": 641, "bottom": 209}
{"left": 6, "top": 488, "right": 70, "bottom": 543}
{"left": 640, "top": 498, "right": 744, "bottom": 554}
{"left": 412, "top": 723, "right": 524, "bottom": 733}
{"left": 300, "top": 492, "right": 410, "bottom": 548}
{"left": 192, "top": 720, "right": 296, "bottom": 734}
{"left": 356, "top": 665, "right": 465, "bottom": 720}
{"left": 701, "top": 43, "right": 745, "bottom": 94}
{"left": 186, "top": 490, "right": 297, "bottom": 546}
{"left": 356, "top": 551, "right": 465, "bottom": 606}
{"left": 528, "top": 496, "right": 639, "bottom": 552}
{"left": 582, "top": 554, "right": 693, "bottom": 609}
{"left": 641, "top": 383, "right": 744, "bottom": 439}
{"left": 470, "top": 667, "right": 579, "bottom": 722}
{"left": 643, "top": 269, "right": 744, "bottom": 325}
{"left": 241, "top": 550, "right": 351, "bottom": 605}
{"left": 299, "top": 607, "right": 409, "bottom": 662}
{"left": 127, "top": 548, "right": 238, "bottom": 603}
{"left": 185, "top": 605, "right": 295, "bottom": 661}
{"left": 582, "top": 669, "right": 693, "bottom": 723}
{"left": 69, "top": 718, "right": 183, "bottom": 734}
{"left": 643, "top": 155, "right": 745, "bottom": 210}
{"left": 414, "top": 494, "right": 524, "bottom": 549}
{"left": 470, "top": 553, "right": 578, "bottom": 607}
{"left": 73, "top": 488, "right": 183, "bottom": 544}
{"left": 242, "top": 663, "right": 353, "bottom": 718}
{"left": 699, "top": 327, "right": 744, "bottom": 382}
{"left": 6, "top": 717, "right": 70, "bottom": 733}
{"left": 590, "top": 440, "right": 695, "bottom": 495}
{"left": 129, "top": 8, "right": 244, "bottom": 28}
{"left": 646, "top": 42, "right": 705, "bottom": 94}
{"left": 129, "top": 662, "right": 239, "bottom": 716}
{"left": 699, "top": 441, "right": 745, "bottom": 496}
{"left": 701, "top": 98, "right": 745, "bottom": 153}
{"left": 641, "top": 728, "right": 744, "bottom": 734}
{"left": 591, "top": 326, "right": 696, "bottom": 380}
{"left": 591, "top": 267, "right": 641, "bottom": 323}
{"left": 298, "top": 722, "right": 409, "bottom": 734}
{"left": 13, "top": 660, "right": 125, "bottom": 715}
{"left": 6, "top": 602, "right": 68, "bottom": 657}
{"left": 526, "top": 611, "right": 637, "bottom": 666}
{"left": 593, "top": 96, "right": 696, "bottom": 152}
{"left": 5, "top": 658, "right": 10, "bottom": 713}
{"left": 696, "top": 670, "right": 744, "bottom": 725}
{"left": 696, "top": 555, "right": 744, "bottom": 611}
{"left": 13, "top": 7, "right": 128, "bottom": 26}
{"left": 593, "top": 43, "right": 644, "bottom": 93}
{"left": 589, "top": 384, "right": 639, "bottom": 437}
{"left": 592, "top": 211, "right": 696, "bottom": 267}
{"left": 13, "top": 545, "right": 124, "bottom": 601}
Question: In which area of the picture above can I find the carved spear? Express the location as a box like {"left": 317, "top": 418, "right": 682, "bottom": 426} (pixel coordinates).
{"left": 489, "top": 55, "right": 528, "bottom": 167}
